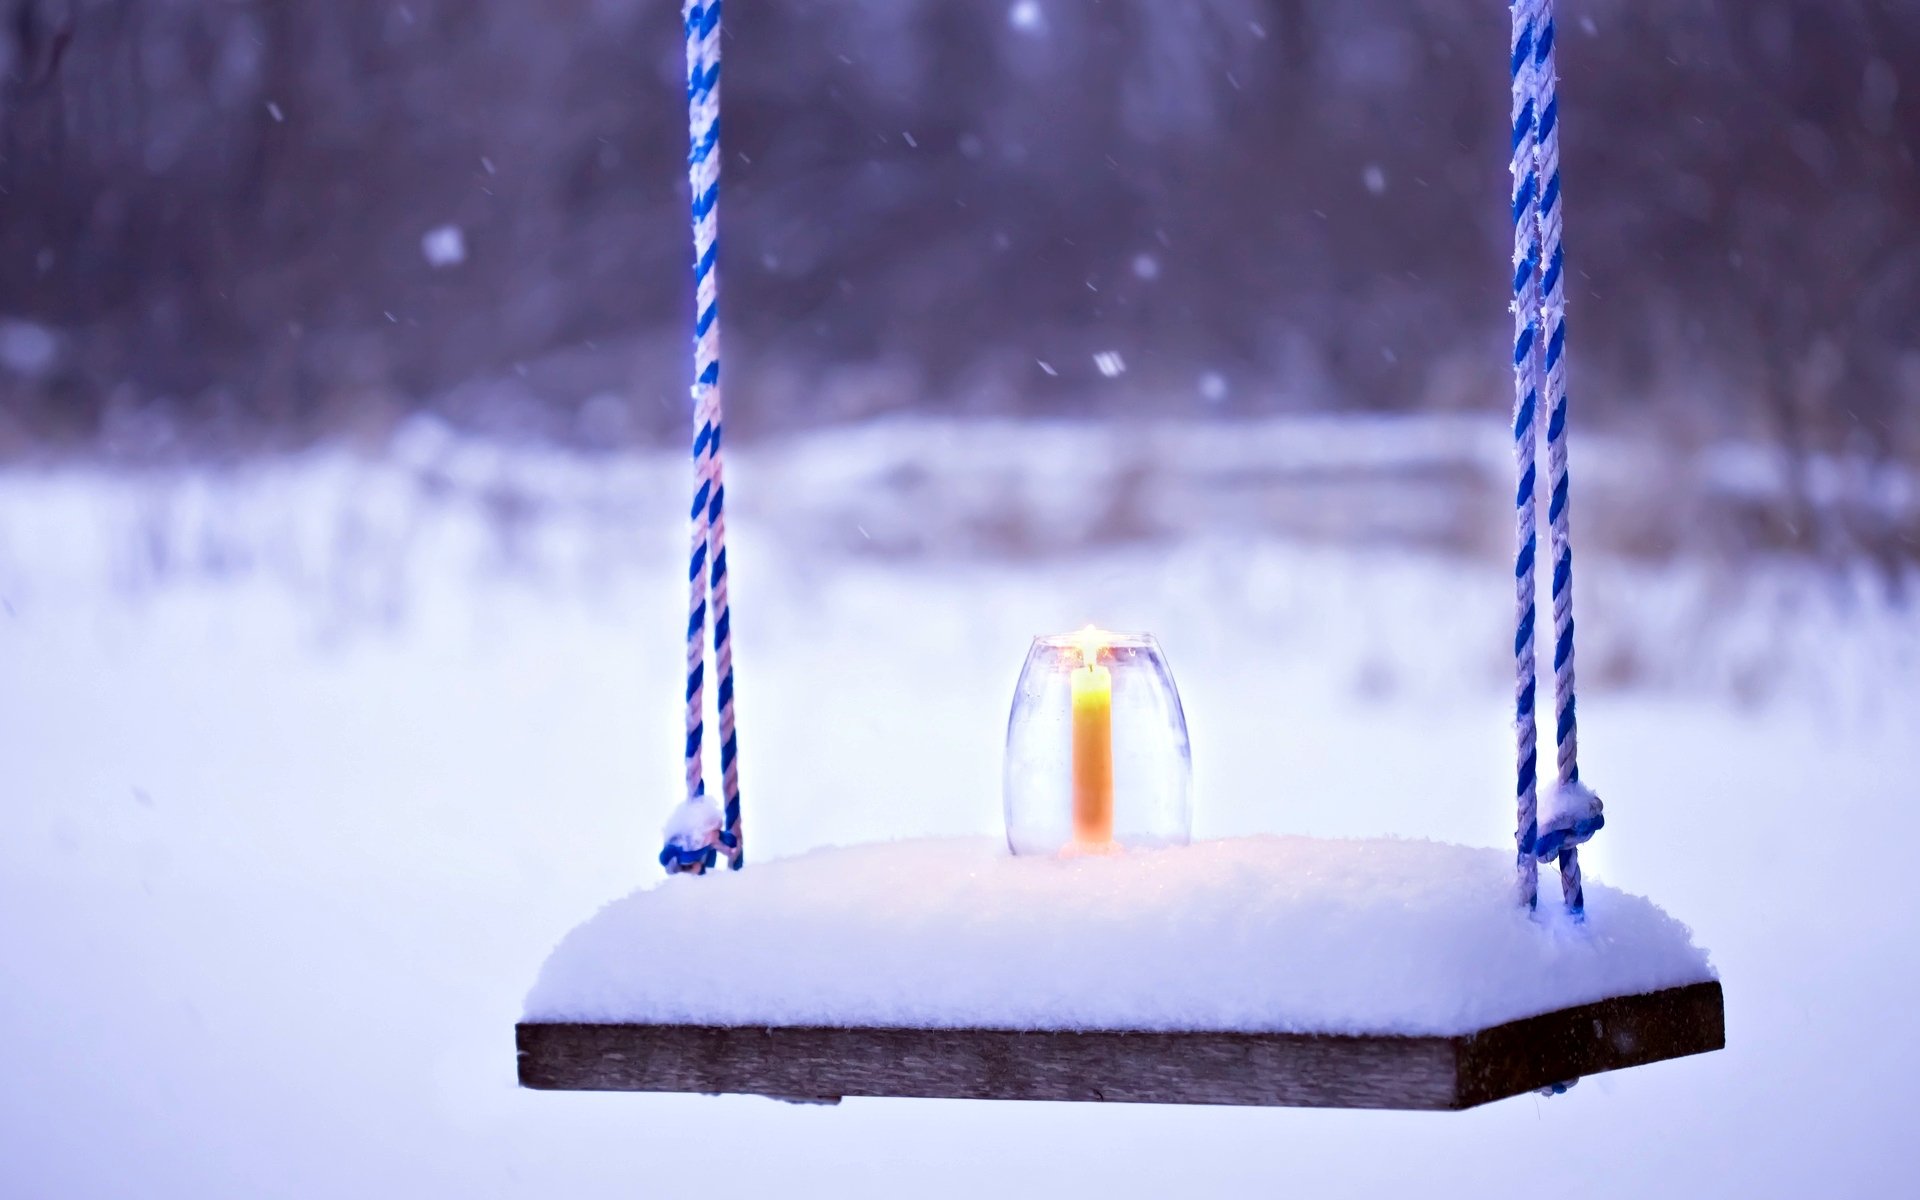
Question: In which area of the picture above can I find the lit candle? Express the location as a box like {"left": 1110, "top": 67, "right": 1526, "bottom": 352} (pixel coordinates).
{"left": 1070, "top": 627, "right": 1114, "bottom": 847}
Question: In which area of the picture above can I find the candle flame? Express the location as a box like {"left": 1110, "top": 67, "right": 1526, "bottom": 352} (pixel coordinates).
{"left": 1073, "top": 624, "right": 1108, "bottom": 669}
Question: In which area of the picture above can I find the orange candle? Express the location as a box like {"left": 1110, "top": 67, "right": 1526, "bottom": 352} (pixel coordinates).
{"left": 1071, "top": 629, "right": 1114, "bottom": 846}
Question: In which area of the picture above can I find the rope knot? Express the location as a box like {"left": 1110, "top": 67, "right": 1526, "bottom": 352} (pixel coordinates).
{"left": 1533, "top": 779, "right": 1603, "bottom": 862}
{"left": 660, "top": 793, "right": 724, "bottom": 875}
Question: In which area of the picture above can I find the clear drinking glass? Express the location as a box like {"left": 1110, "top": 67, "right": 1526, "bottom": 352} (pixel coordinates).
{"left": 1003, "top": 629, "right": 1194, "bottom": 856}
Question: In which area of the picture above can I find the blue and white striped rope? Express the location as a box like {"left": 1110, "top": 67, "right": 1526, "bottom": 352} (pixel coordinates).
{"left": 664, "top": 0, "right": 742, "bottom": 875}
{"left": 1507, "top": 0, "right": 1545, "bottom": 912}
{"left": 1528, "top": 1, "right": 1591, "bottom": 917}
{"left": 1509, "top": 0, "right": 1600, "bottom": 917}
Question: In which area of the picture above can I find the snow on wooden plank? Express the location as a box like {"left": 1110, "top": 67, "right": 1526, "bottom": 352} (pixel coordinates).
{"left": 523, "top": 837, "right": 1716, "bottom": 1037}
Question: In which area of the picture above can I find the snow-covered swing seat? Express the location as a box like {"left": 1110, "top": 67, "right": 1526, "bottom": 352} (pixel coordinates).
{"left": 515, "top": 1, "right": 1724, "bottom": 1109}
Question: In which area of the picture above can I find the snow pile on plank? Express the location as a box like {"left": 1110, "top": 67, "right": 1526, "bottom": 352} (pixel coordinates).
{"left": 524, "top": 836, "right": 1714, "bottom": 1036}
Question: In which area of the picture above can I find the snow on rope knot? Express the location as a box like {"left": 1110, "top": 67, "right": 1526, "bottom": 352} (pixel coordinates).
{"left": 1533, "top": 780, "right": 1603, "bottom": 863}
{"left": 660, "top": 793, "right": 733, "bottom": 876}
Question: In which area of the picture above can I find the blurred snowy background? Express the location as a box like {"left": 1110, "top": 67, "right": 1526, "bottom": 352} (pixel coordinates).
{"left": 2, "top": 1, "right": 1918, "bottom": 1197}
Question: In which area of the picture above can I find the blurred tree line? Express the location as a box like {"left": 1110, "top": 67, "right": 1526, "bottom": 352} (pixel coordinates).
{"left": 0, "top": 0, "right": 1915, "bottom": 471}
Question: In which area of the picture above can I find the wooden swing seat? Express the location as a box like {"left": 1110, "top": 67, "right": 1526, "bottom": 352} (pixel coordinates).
{"left": 517, "top": 979, "right": 1722, "bottom": 1108}
{"left": 513, "top": 837, "right": 1723, "bottom": 1109}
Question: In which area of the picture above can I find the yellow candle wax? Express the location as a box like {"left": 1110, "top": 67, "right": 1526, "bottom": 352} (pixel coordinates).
{"left": 1070, "top": 636, "right": 1114, "bottom": 847}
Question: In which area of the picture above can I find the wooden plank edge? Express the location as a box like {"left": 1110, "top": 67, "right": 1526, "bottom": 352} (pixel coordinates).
{"left": 516, "top": 1022, "right": 1460, "bottom": 1108}
{"left": 1452, "top": 979, "right": 1725, "bottom": 1108}
{"left": 516, "top": 980, "right": 1724, "bottom": 1111}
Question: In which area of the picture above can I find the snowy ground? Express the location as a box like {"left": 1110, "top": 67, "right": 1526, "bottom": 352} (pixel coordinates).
{"left": 3, "top": 420, "right": 1917, "bottom": 1197}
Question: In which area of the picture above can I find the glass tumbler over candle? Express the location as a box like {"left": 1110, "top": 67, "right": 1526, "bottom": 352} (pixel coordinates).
{"left": 1003, "top": 629, "right": 1194, "bottom": 856}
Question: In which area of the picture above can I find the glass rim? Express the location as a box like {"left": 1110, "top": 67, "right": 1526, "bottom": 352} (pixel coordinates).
{"left": 1031, "top": 628, "right": 1162, "bottom": 652}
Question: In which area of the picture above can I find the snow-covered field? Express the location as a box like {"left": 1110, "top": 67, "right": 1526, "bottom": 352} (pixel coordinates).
{"left": 3, "top": 419, "right": 1917, "bottom": 1197}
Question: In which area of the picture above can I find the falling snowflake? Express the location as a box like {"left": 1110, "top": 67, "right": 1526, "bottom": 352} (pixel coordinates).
{"left": 1093, "top": 352, "right": 1126, "bottom": 378}
{"left": 421, "top": 225, "right": 467, "bottom": 269}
